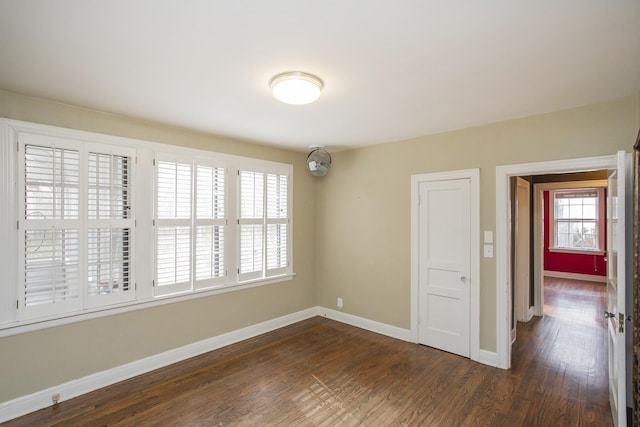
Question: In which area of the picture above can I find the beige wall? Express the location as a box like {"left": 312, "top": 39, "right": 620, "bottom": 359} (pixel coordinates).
{"left": 1, "top": 89, "right": 638, "bottom": 406}
{"left": 316, "top": 95, "right": 639, "bottom": 352}
{"left": 0, "top": 90, "right": 318, "bottom": 403}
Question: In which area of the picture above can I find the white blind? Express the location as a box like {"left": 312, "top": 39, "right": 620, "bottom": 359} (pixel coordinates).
{"left": 156, "top": 226, "right": 191, "bottom": 286}
{"left": 195, "top": 165, "right": 226, "bottom": 284}
{"left": 24, "top": 145, "right": 79, "bottom": 220}
{"left": 240, "top": 171, "right": 263, "bottom": 219}
{"left": 155, "top": 160, "right": 192, "bottom": 289}
{"left": 266, "top": 173, "right": 287, "bottom": 219}
{"left": 266, "top": 174, "right": 288, "bottom": 272}
{"left": 87, "top": 152, "right": 133, "bottom": 297}
{"left": 88, "top": 152, "right": 130, "bottom": 220}
{"left": 23, "top": 145, "right": 81, "bottom": 308}
{"left": 196, "top": 165, "right": 225, "bottom": 220}
{"left": 157, "top": 160, "right": 192, "bottom": 219}
{"left": 240, "top": 224, "right": 263, "bottom": 275}
{"left": 23, "top": 228, "right": 80, "bottom": 306}
{"left": 239, "top": 171, "right": 263, "bottom": 278}
{"left": 87, "top": 227, "right": 131, "bottom": 295}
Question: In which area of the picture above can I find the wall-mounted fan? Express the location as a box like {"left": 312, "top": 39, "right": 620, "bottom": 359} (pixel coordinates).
{"left": 306, "top": 147, "right": 332, "bottom": 176}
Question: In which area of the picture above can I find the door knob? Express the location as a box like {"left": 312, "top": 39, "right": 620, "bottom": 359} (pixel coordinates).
{"left": 604, "top": 311, "right": 615, "bottom": 319}
{"left": 460, "top": 275, "right": 467, "bottom": 283}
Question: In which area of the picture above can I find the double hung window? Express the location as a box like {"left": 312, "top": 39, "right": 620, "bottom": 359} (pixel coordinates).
{"left": 550, "top": 188, "right": 604, "bottom": 253}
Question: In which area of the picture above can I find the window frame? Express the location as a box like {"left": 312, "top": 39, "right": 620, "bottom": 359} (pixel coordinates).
{"left": 548, "top": 187, "right": 606, "bottom": 255}
{"left": 0, "top": 118, "right": 294, "bottom": 337}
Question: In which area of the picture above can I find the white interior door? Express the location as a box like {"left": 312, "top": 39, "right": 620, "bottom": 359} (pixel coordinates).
{"left": 606, "top": 150, "right": 626, "bottom": 427}
{"left": 418, "top": 178, "right": 470, "bottom": 357}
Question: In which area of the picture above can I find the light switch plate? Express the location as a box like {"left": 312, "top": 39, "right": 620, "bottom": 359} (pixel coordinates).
{"left": 483, "top": 244, "right": 494, "bottom": 258}
{"left": 484, "top": 231, "right": 493, "bottom": 244}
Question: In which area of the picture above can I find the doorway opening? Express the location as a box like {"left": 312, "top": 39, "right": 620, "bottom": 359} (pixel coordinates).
{"left": 496, "top": 154, "right": 621, "bottom": 369}
{"left": 509, "top": 170, "right": 608, "bottom": 345}
{"left": 496, "top": 152, "right": 631, "bottom": 426}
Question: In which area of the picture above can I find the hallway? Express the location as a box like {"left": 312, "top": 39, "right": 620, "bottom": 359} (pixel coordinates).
{"left": 511, "top": 277, "right": 611, "bottom": 425}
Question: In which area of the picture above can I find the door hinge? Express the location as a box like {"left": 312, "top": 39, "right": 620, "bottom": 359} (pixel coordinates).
{"left": 16, "top": 300, "right": 19, "bottom": 309}
{"left": 17, "top": 220, "right": 19, "bottom": 230}
{"left": 152, "top": 279, "right": 155, "bottom": 287}
{"left": 16, "top": 141, "right": 20, "bottom": 152}
{"left": 619, "top": 313, "right": 625, "bottom": 333}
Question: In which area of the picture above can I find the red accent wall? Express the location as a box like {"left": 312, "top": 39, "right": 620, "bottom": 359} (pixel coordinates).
{"left": 543, "top": 191, "right": 607, "bottom": 276}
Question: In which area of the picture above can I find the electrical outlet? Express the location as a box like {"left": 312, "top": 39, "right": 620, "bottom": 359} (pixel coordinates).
{"left": 52, "top": 393, "right": 60, "bottom": 405}
{"left": 337, "top": 297, "right": 343, "bottom": 308}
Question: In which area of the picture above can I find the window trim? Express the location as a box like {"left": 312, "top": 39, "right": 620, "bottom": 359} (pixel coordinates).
{"left": 548, "top": 185, "right": 606, "bottom": 256}
{"left": 0, "top": 118, "right": 294, "bottom": 337}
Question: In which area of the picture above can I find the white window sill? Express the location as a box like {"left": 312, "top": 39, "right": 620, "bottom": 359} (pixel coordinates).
{"left": 0, "top": 273, "right": 295, "bottom": 338}
{"left": 548, "top": 247, "right": 605, "bottom": 256}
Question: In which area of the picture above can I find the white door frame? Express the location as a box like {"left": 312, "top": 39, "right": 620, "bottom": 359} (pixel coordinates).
{"left": 411, "top": 168, "right": 480, "bottom": 363}
{"left": 496, "top": 155, "right": 618, "bottom": 369}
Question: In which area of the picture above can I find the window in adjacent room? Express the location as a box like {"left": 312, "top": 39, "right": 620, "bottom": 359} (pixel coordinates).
{"left": 549, "top": 188, "right": 605, "bottom": 254}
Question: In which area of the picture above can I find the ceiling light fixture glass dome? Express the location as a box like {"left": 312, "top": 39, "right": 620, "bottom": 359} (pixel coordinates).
{"left": 270, "top": 71, "right": 323, "bottom": 105}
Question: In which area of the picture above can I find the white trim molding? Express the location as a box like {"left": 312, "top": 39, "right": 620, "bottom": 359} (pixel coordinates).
{"left": 318, "top": 307, "right": 412, "bottom": 342}
{"left": 410, "top": 168, "right": 481, "bottom": 362}
{"left": 0, "top": 307, "right": 317, "bottom": 423}
{"left": 0, "top": 304, "right": 500, "bottom": 423}
{"left": 543, "top": 270, "right": 607, "bottom": 283}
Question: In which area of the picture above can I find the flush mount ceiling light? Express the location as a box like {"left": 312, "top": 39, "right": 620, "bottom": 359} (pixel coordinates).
{"left": 270, "top": 71, "right": 323, "bottom": 105}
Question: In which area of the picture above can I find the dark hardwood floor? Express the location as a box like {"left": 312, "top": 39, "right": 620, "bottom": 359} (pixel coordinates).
{"left": 3, "top": 277, "right": 611, "bottom": 426}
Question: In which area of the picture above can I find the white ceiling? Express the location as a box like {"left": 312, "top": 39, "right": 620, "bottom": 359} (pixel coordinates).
{"left": 0, "top": 1, "right": 638, "bottom": 152}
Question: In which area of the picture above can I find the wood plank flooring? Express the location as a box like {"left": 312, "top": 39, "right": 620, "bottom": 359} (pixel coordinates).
{"left": 3, "top": 278, "right": 611, "bottom": 426}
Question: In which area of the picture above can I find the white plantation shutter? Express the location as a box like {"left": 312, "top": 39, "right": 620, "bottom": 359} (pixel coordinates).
{"left": 238, "top": 169, "right": 290, "bottom": 282}
{"left": 195, "top": 165, "right": 226, "bottom": 288}
{"left": 20, "top": 143, "right": 82, "bottom": 318}
{"left": 19, "top": 139, "right": 135, "bottom": 320}
{"left": 154, "top": 157, "right": 228, "bottom": 294}
{"left": 155, "top": 159, "right": 192, "bottom": 294}
{"left": 239, "top": 171, "right": 264, "bottom": 281}
{"left": 266, "top": 174, "right": 288, "bottom": 275}
{"left": 5, "top": 120, "right": 296, "bottom": 328}
{"left": 86, "top": 151, "right": 134, "bottom": 306}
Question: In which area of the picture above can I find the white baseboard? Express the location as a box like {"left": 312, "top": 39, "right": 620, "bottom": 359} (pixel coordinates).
{"left": 317, "top": 307, "right": 412, "bottom": 342}
{"left": 0, "top": 307, "right": 318, "bottom": 424}
{"left": 543, "top": 270, "right": 606, "bottom": 283}
{"left": 478, "top": 349, "right": 498, "bottom": 367}
{"left": 1, "top": 306, "right": 499, "bottom": 423}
